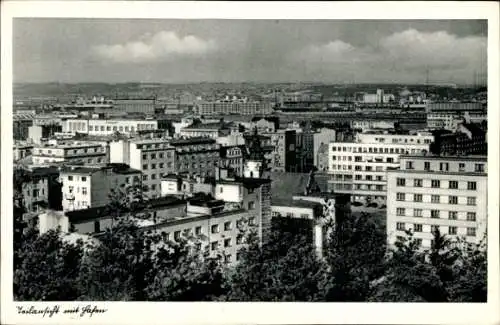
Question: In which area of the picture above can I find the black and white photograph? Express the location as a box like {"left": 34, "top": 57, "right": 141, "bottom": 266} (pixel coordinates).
{"left": 1, "top": 1, "right": 499, "bottom": 324}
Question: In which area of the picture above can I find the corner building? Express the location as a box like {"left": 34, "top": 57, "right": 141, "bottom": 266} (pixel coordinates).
{"left": 386, "top": 155, "right": 487, "bottom": 249}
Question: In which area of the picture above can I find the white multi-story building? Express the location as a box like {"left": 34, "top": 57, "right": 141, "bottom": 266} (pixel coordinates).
{"left": 386, "top": 155, "right": 487, "bottom": 249}
{"left": 32, "top": 141, "right": 108, "bottom": 166}
{"left": 60, "top": 163, "right": 142, "bottom": 211}
{"left": 328, "top": 132, "right": 433, "bottom": 204}
{"left": 427, "top": 113, "right": 461, "bottom": 131}
{"left": 110, "top": 138, "right": 175, "bottom": 199}
{"left": 62, "top": 118, "right": 158, "bottom": 136}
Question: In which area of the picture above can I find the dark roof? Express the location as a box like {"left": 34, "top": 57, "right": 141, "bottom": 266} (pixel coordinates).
{"left": 30, "top": 167, "right": 59, "bottom": 178}
{"left": 271, "top": 198, "right": 322, "bottom": 209}
{"left": 60, "top": 163, "right": 141, "bottom": 175}
{"left": 183, "top": 122, "right": 234, "bottom": 130}
{"left": 461, "top": 123, "right": 486, "bottom": 137}
{"left": 67, "top": 196, "right": 186, "bottom": 223}
{"left": 217, "top": 176, "right": 272, "bottom": 188}
{"left": 170, "top": 137, "right": 216, "bottom": 146}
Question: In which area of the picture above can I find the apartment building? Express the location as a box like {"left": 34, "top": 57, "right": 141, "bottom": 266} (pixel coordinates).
{"left": 19, "top": 167, "right": 61, "bottom": 213}
{"left": 195, "top": 101, "right": 273, "bottom": 116}
{"left": 179, "top": 122, "right": 234, "bottom": 139}
{"left": 264, "top": 129, "right": 297, "bottom": 172}
{"left": 113, "top": 98, "right": 156, "bottom": 114}
{"left": 220, "top": 145, "right": 244, "bottom": 176}
{"left": 110, "top": 138, "right": 175, "bottom": 199}
{"left": 32, "top": 141, "right": 108, "bottom": 166}
{"left": 328, "top": 132, "right": 433, "bottom": 204}
{"left": 14, "top": 143, "right": 34, "bottom": 161}
{"left": 426, "top": 113, "right": 461, "bottom": 131}
{"left": 312, "top": 128, "right": 337, "bottom": 168}
{"left": 170, "top": 137, "right": 221, "bottom": 177}
{"left": 62, "top": 118, "right": 158, "bottom": 136}
{"left": 431, "top": 122, "right": 487, "bottom": 156}
{"left": 60, "top": 163, "right": 142, "bottom": 211}
{"left": 386, "top": 155, "right": 487, "bottom": 249}
{"left": 426, "top": 102, "right": 485, "bottom": 114}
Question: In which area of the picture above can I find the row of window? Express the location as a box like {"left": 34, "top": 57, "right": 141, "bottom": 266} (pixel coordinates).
{"left": 396, "top": 208, "right": 477, "bottom": 220}
{"left": 404, "top": 161, "right": 485, "bottom": 173}
{"left": 396, "top": 193, "right": 477, "bottom": 205}
{"left": 397, "top": 178, "right": 478, "bottom": 190}
{"left": 142, "top": 162, "right": 173, "bottom": 170}
{"left": 332, "top": 165, "right": 387, "bottom": 171}
{"left": 161, "top": 220, "right": 254, "bottom": 242}
{"left": 271, "top": 211, "right": 310, "bottom": 219}
{"left": 67, "top": 175, "right": 87, "bottom": 182}
{"left": 396, "top": 222, "right": 477, "bottom": 236}
{"left": 142, "top": 152, "right": 173, "bottom": 160}
{"left": 87, "top": 123, "right": 155, "bottom": 132}
{"left": 68, "top": 186, "right": 88, "bottom": 195}
{"left": 331, "top": 146, "right": 425, "bottom": 154}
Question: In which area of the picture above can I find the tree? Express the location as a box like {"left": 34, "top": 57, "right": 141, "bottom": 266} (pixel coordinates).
{"left": 14, "top": 229, "right": 84, "bottom": 301}
{"left": 320, "top": 212, "right": 386, "bottom": 301}
{"left": 225, "top": 217, "right": 326, "bottom": 301}
{"left": 145, "top": 231, "right": 229, "bottom": 301}
{"left": 77, "top": 218, "right": 154, "bottom": 300}
{"left": 370, "top": 229, "right": 487, "bottom": 302}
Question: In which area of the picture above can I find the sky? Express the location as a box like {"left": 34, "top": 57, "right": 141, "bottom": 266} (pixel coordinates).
{"left": 13, "top": 19, "right": 487, "bottom": 84}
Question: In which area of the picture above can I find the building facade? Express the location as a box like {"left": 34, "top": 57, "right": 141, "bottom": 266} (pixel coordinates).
{"left": 110, "top": 138, "right": 176, "bottom": 199}
{"left": 62, "top": 118, "right": 158, "bottom": 136}
{"left": 32, "top": 141, "right": 108, "bottom": 166}
{"left": 264, "top": 129, "right": 297, "bottom": 172}
{"left": 195, "top": 101, "right": 273, "bottom": 116}
{"left": 386, "top": 155, "right": 487, "bottom": 249}
{"left": 60, "top": 163, "right": 142, "bottom": 211}
{"left": 328, "top": 133, "right": 433, "bottom": 204}
{"left": 170, "top": 137, "right": 221, "bottom": 178}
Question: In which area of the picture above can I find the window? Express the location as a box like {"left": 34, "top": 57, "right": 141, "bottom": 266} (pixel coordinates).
{"left": 414, "top": 179, "right": 423, "bottom": 187}
{"left": 414, "top": 224, "right": 423, "bottom": 232}
{"left": 431, "top": 210, "right": 440, "bottom": 218}
{"left": 366, "top": 175, "right": 373, "bottom": 181}
{"left": 159, "top": 163, "right": 164, "bottom": 169}
{"left": 82, "top": 187, "right": 87, "bottom": 195}
{"left": 143, "top": 164, "right": 148, "bottom": 170}
{"left": 459, "top": 163, "right": 465, "bottom": 172}
{"left": 151, "top": 154, "right": 156, "bottom": 159}
{"left": 219, "top": 187, "right": 223, "bottom": 193}
{"left": 151, "top": 184, "right": 156, "bottom": 191}
{"left": 236, "top": 252, "right": 242, "bottom": 261}
{"left": 414, "top": 194, "right": 423, "bottom": 202}
{"left": 81, "top": 176, "right": 87, "bottom": 182}
{"left": 151, "top": 164, "right": 156, "bottom": 169}
{"left": 396, "top": 208, "right": 405, "bottom": 216}
{"left": 32, "top": 189, "right": 39, "bottom": 198}
{"left": 248, "top": 201, "right": 255, "bottom": 210}
{"left": 68, "top": 175, "right": 73, "bottom": 181}
{"left": 142, "top": 154, "right": 147, "bottom": 160}
{"left": 467, "top": 181, "right": 477, "bottom": 190}
{"left": 68, "top": 186, "right": 74, "bottom": 194}
{"left": 397, "top": 178, "right": 406, "bottom": 186}
{"left": 440, "top": 162, "right": 449, "bottom": 171}
{"left": 151, "top": 174, "right": 156, "bottom": 180}
{"left": 174, "top": 231, "right": 181, "bottom": 240}
{"left": 211, "top": 241, "right": 218, "bottom": 250}
{"left": 449, "top": 181, "right": 458, "bottom": 189}
{"left": 448, "top": 196, "right": 458, "bottom": 205}
{"left": 211, "top": 224, "right": 219, "bottom": 234}
{"left": 397, "top": 193, "right": 406, "bottom": 201}
{"left": 396, "top": 222, "right": 405, "bottom": 231}
{"left": 424, "top": 161, "right": 431, "bottom": 171}
{"left": 448, "top": 211, "right": 458, "bottom": 220}
{"left": 467, "top": 212, "right": 476, "bottom": 221}
{"left": 466, "top": 227, "right": 476, "bottom": 237}
{"left": 449, "top": 226, "right": 457, "bottom": 235}
{"left": 249, "top": 217, "right": 256, "bottom": 226}
{"left": 387, "top": 157, "right": 394, "bottom": 163}
{"left": 431, "top": 195, "right": 440, "bottom": 203}
{"left": 236, "top": 235, "right": 243, "bottom": 245}
{"left": 143, "top": 175, "right": 148, "bottom": 181}
{"left": 414, "top": 209, "right": 423, "bottom": 217}
{"left": 431, "top": 225, "right": 440, "bottom": 233}
{"left": 405, "top": 161, "right": 414, "bottom": 169}
{"left": 195, "top": 226, "right": 202, "bottom": 235}
{"left": 224, "top": 238, "right": 231, "bottom": 248}
{"left": 224, "top": 221, "right": 232, "bottom": 231}
{"left": 474, "top": 164, "right": 485, "bottom": 172}
{"left": 431, "top": 180, "right": 440, "bottom": 188}
{"left": 467, "top": 197, "right": 476, "bottom": 206}
{"left": 355, "top": 166, "right": 362, "bottom": 171}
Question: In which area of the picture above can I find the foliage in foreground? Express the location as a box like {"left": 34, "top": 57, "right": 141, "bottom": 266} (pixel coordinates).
{"left": 13, "top": 192, "right": 487, "bottom": 302}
